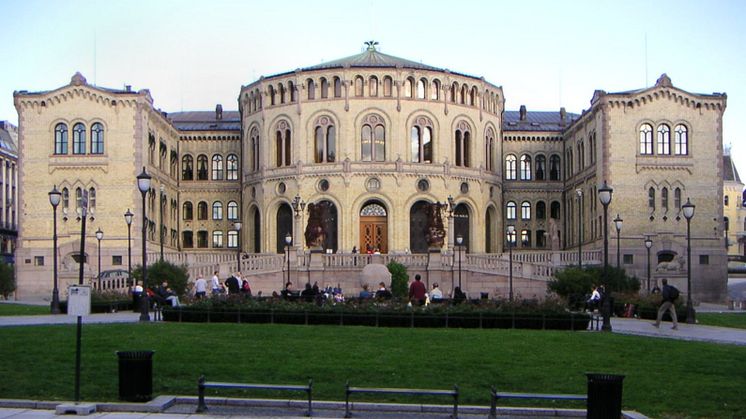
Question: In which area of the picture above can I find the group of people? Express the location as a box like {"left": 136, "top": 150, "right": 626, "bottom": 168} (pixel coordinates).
{"left": 280, "top": 281, "right": 348, "bottom": 303}
{"left": 193, "top": 271, "right": 253, "bottom": 299}
{"left": 408, "top": 274, "right": 466, "bottom": 306}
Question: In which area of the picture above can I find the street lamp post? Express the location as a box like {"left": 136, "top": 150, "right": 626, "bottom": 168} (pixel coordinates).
{"left": 234, "top": 222, "right": 242, "bottom": 272}
{"left": 124, "top": 210, "right": 133, "bottom": 285}
{"left": 95, "top": 228, "right": 103, "bottom": 291}
{"left": 644, "top": 237, "right": 653, "bottom": 292}
{"left": 598, "top": 180, "right": 613, "bottom": 332}
{"left": 682, "top": 198, "right": 696, "bottom": 324}
{"left": 507, "top": 225, "right": 515, "bottom": 302}
{"left": 285, "top": 233, "right": 292, "bottom": 288}
{"left": 614, "top": 214, "right": 623, "bottom": 268}
{"left": 456, "top": 234, "right": 463, "bottom": 289}
{"left": 48, "top": 186, "right": 62, "bottom": 314}
{"left": 576, "top": 188, "right": 582, "bottom": 268}
{"left": 137, "top": 167, "right": 152, "bottom": 322}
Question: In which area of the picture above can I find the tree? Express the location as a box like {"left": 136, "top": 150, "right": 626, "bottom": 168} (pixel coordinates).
{"left": 132, "top": 260, "right": 190, "bottom": 296}
{"left": 0, "top": 262, "right": 15, "bottom": 299}
{"left": 548, "top": 266, "right": 640, "bottom": 309}
{"left": 386, "top": 261, "right": 409, "bottom": 299}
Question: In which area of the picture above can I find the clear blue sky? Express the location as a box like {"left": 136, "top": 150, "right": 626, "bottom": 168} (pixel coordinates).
{"left": 2, "top": 0, "right": 745, "bottom": 178}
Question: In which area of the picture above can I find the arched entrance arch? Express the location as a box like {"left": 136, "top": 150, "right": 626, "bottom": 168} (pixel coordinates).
{"left": 251, "top": 206, "right": 261, "bottom": 253}
{"left": 485, "top": 206, "right": 496, "bottom": 253}
{"left": 276, "top": 203, "right": 292, "bottom": 254}
{"left": 360, "top": 201, "right": 388, "bottom": 253}
{"left": 454, "top": 203, "right": 470, "bottom": 251}
{"left": 409, "top": 200, "right": 431, "bottom": 253}
{"left": 305, "top": 200, "right": 338, "bottom": 252}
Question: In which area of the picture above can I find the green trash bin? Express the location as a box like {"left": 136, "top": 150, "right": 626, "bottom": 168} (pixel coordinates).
{"left": 117, "top": 350, "right": 154, "bottom": 402}
{"left": 586, "top": 373, "right": 624, "bottom": 419}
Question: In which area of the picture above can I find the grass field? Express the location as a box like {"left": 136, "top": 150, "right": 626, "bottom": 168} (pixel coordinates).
{"left": 0, "top": 303, "right": 50, "bottom": 316}
{"left": 697, "top": 312, "right": 746, "bottom": 329}
{"left": 0, "top": 323, "right": 743, "bottom": 418}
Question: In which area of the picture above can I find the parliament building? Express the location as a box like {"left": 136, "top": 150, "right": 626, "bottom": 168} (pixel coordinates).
{"left": 13, "top": 42, "right": 728, "bottom": 301}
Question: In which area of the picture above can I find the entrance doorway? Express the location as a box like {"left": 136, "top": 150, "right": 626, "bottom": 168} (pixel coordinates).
{"left": 360, "top": 201, "right": 388, "bottom": 253}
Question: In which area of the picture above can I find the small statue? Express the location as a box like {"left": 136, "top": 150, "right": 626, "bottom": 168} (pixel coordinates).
{"left": 425, "top": 202, "right": 446, "bottom": 248}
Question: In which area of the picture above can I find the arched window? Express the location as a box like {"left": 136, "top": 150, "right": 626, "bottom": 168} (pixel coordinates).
{"left": 197, "top": 201, "right": 208, "bottom": 220}
{"left": 54, "top": 123, "right": 68, "bottom": 154}
{"left": 279, "top": 83, "right": 286, "bottom": 104}
{"left": 549, "top": 155, "right": 561, "bottom": 180}
{"left": 268, "top": 85, "right": 276, "bottom": 106}
{"left": 320, "top": 78, "right": 329, "bottom": 98}
{"left": 197, "top": 155, "right": 208, "bottom": 180}
{"left": 410, "top": 117, "right": 433, "bottom": 163}
{"left": 485, "top": 128, "right": 495, "bottom": 172}
{"left": 369, "top": 76, "right": 378, "bottom": 96}
{"left": 505, "top": 155, "right": 517, "bottom": 180}
{"left": 62, "top": 187, "right": 69, "bottom": 212}
{"left": 73, "top": 123, "right": 86, "bottom": 154}
{"left": 333, "top": 76, "right": 342, "bottom": 97}
{"left": 674, "top": 124, "right": 688, "bottom": 155}
{"left": 212, "top": 201, "right": 223, "bottom": 220}
{"left": 212, "top": 231, "right": 224, "bottom": 248}
{"left": 450, "top": 82, "right": 457, "bottom": 102}
{"left": 724, "top": 195, "right": 729, "bottom": 206}
{"left": 417, "top": 78, "right": 426, "bottom": 99}
{"left": 275, "top": 120, "right": 292, "bottom": 167}
{"left": 227, "top": 201, "right": 239, "bottom": 220}
{"left": 250, "top": 127, "right": 259, "bottom": 172}
{"left": 289, "top": 81, "right": 296, "bottom": 102}
{"left": 648, "top": 187, "right": 656, "bottom": 210}
{"left": 183, "top": 202, "right": 193, "bottom": 220}
{"left": 431, "top": 79, "right": 440, "bottom": 100}
{"left": 181, "top": 155, "right": 193, "bottom": 180}
{"left": 89, "top": 187, "right": 96, "bottom": 212}
{"left": 212, "top": 155, "right": 224, "bottom": 180}
{"left": 383, "top": 76, "right": 392, "bottom": 97}
{"left": 521, "top": 201, "right": 531, "bottom": 220}
{"left": 314, "top": 116, "right": 336, "bottom": 163}
{"left": 460, "top": 85, "right": 467, "bottom": 104}
{"left": 520, "top": 154, "right": 532, "bottom": 180}
{"left": 536, "top": 201, "right": 546, "bottom": 219}
{"left": 75, "top": 187, "right": 83, "bottom": 212}
{"left": 640, "top": 123, "right": 653, "bottom": 155}
{"left": 535, "top": 155, "right": 546, "bottom": 180}
{"left": 506, "top": 201, "right": 516, "bottom": 220}
{"left": 454, "top": 121, "right": 470, "bottom": 167}
{"left": 470, "top": 86, "right": 478, "bottom": 106}
{"left": 90, "top": 123, "right": 104, "bottom": 154}
{"left": 307, "top": 79, "right": 315, "bottom": 100}
{"left": 361, "top": 114, "right": 385, "bottom": 162}
{"left": 674, "top": 187, "right": 682, "bottom": 210}
{"left": 662, "top": 187, "right": 669, "bottom": 210}
{"left": 228, "top": 230, "right": 239, "bottom": 248}
{"left": 657, "top": 124, "right": 671, "bottom": 155}
{"left": 354, "top": 76, "right": 364, "bottom": 97}
{"left": 550, "top": 201, "right": 561, "bottom": 219}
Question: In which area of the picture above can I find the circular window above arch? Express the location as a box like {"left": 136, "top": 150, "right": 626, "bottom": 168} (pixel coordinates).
{"left": 318, "top": 179, "right": 330, "bottom": 192}
{"left": 277, "top": 182, "right": 286, "bottom": 195}
{"left": 416, "top": 178, "right": 430, "bottom": 192}
{"left": 366, "top": 177, "right": 381, "bottom": 192}
{"left": 460, "top": 182, "right": 469, "bottom": 194}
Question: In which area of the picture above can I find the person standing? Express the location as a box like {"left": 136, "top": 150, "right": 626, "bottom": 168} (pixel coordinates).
{"left": 653, "top": 278, "right": 679, "bottom": 330}
{"left": 409, "top": 274, "right": 427, "bottom": 306}
{"left": 210, "top": 271, "right": 222, "bottom": 295}
{"left": 194, "top": 274, "right": 207, "bottom": 299}
{"left": 225, "top": 273, "right": 240, "bottom": 295}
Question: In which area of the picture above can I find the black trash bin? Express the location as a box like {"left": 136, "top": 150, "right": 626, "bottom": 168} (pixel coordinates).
{"left": 117, "top": 350, "right": 154, "bottom": 402}
{"left": 586, "top": 373, "right": 624, "bottom": 419}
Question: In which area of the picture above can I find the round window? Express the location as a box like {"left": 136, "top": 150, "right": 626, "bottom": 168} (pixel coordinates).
{"left": 277, "top": 182, "right": 286, "bottom": 194}
{"left": 366, "top": 177, "right": 381, "bottom": 192}
{"left": 417, "top": 178, "right": 430, "bottom": 192}
{"left": 318, "top": 179, "right": 330, "bottom": 192}
{"left": 460, "top": 182, "right": 469, "bottom": 194}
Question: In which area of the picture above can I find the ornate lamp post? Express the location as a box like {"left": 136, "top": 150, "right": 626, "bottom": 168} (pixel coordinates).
{"left": 614, "top": 214, "right": 623, "bottom": 268}
{"left": 124, "top": 209, "right": 133, "bottom": 285}
{"left": 507, "top": 225, "right": 515, "bottom": 302}
{"left": 682, "top": 198, "right": 696, "bottom": 324}
{"left": 234, "top": 221, "right": 242, "bottom": 272}
{"left": 284, "top": 232, "right": 292, "bottom": 288}
{"left": 136, "top": 167, "right": 151, "bottom": 322}
{"left": 576, "top": 188, "right": 583, "bottom": 268}
{"left": 644, "top": 237, "right": 653, "bottom": 292}
{"left": 95, "top": 228, "right": 103, "bottom": 290}
{"left": 456, "top": 234, "right": 463, "bottom": 289}
{"left": 598, "top": 180, "right": 613, "bottom": 332}
{"left": 48, "top": 185, "right": 62, "bottom": 314}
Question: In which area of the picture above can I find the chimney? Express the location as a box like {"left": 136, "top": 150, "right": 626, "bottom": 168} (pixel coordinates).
{"left": 125, "top": 85, "right": 132, "bottom": 92}
{"left": 519, "top": 105, "right": 527, "bottom": 121}
{"left": 215, "top": 104, "right": 223, "bottom": 120}
{"left": 560, "top": 107, "right": 566, "bottom": 126}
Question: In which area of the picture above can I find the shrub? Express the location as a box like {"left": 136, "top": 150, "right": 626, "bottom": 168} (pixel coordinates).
{"left": 132, "top": 260, "right": 190, "bottom": 296}
{"left": 387, "top": 261, "right": 408, "bottom": 299}
{"left": 548, "top": 265, "right": 640, "bottom": 309}
{"left": 0, "top": 262, "right": 15, "bottom": 299}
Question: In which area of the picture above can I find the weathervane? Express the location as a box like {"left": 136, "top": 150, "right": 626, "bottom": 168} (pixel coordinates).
{"left": 364, "top": 40, "right": 379, "bottom": 51}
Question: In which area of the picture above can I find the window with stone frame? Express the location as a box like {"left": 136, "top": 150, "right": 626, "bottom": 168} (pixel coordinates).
{"left": 520, "top": 154, "right": 532, "bottom": 180}
{"left": 90, "top": 123, "right": 104, "bottom": 154}
{"left": 314, "top": 116, "right": 336, "bottom": 163}
{"left": 196, "top": 155, "right": 208, "bottom": 180}
{"left": 54, "top": 123, "right": 68, "bottom": 154}
{"left": 361, "top": 114, "right": 385, "bottom": 162}
{"left": 227, "top": 201, "right": 239, "bottom": 220}
{"left": 454, "top": 121, "right": 471, "bottom": 167}
{"left": 212, "top": 201, "right": 223, "bottom": 220}
{"left": 674, "top": 124, "right": 688, "bottom": 155}
{"left": 182, "top": 155, "right": 193, "bottom": 180}
{"left": 227, "top": 154, "right": 239, "bottom": 180}
{"left": 640, "top": 123, "right": 653, "bottom": 155}
{"left": 505, "top": 155, "right": 517, "bottom": 180}
{"left": 275, "top": 120, "right": 292, "bottom": 167}
{"left": 212, "top": 155, "right": 224, "bottom": 180}
{"left": 506, "top": 201, "right": 516, "bottom": 220}
{"left": 197, "top": 201, "right": 208, "bottom": 220}
{"left": 657, "top": 124, "right": 671, "bottom": 155}
{"left": 197, "top": 231, "right": 208, "bottom": 248}
{"left": 521, "top": 201, "right": 531, "bottom": 220}
{"left": 73, "top": 123, "right": 86, "bottom": 154}
{"left": 411, "top": 117, "right": 433, "bottom": 163}
{"left": 183, "top": 202, "right": 193, "bottom": 220}
{"left": 212, "top": 231, "right": 223, "bottom": 248}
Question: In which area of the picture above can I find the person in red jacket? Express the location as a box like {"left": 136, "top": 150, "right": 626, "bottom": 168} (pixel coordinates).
{"left": 409, "top": 274, "right": 427, "bottom": 306}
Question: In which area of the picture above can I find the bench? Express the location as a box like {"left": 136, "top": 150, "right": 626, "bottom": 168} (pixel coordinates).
{"left": 489, "top": 387, "right": 586, "bottom": 419}
{"left": 197, "top": 375, "right": 313, "bottom": 416}
{"left": 344, "top": 381, "right": 459, "bottom": 418}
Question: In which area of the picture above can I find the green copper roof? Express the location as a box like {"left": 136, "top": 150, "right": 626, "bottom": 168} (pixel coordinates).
{"left": 301, "top": 41, "right": 443, "bottom": 72}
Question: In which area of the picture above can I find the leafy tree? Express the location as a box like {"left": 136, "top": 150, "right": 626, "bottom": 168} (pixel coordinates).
{"left": 132, "top": 260, "right": 190, "bottom": 296}
{"left": 548, "top": 265, "right": 640, "bottom": 309}
{"left": 386, "top": 261, "right": 409, "bottom": 299}
{"left": 0, "top": 262, "right": 15, "bottom": 299}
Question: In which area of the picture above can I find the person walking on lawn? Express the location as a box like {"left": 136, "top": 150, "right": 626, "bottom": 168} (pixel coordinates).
{"left": 653, "top": 278, "right": 679, "bottom": 330}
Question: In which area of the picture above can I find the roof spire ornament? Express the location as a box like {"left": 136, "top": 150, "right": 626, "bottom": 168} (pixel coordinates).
{"left": 364, "top": 40, "right": 379, "bottom": 51}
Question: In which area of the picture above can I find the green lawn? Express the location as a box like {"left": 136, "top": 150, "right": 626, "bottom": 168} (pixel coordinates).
{"left": 697, "top": 312, "right": 746, "bottom": 329}
{"left": 0, "top": 323, "right": 743, "bottom": 418}
{"left": 0, "top": 303, "right": 50, "bottom": 316}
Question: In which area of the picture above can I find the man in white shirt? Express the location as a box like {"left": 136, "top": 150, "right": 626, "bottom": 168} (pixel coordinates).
{"left": 430, "top": 283, "right": 443, "bottom": 300}
{"left": 195, "top": 275, "right": 207, "bottom": 299}
{"left": 211, "top": 271, "right": 222, "bottom": 295}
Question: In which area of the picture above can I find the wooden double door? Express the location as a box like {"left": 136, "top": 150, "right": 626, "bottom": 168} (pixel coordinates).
{"left": 360, "top": 216, "right": 388, "bottom": 253}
